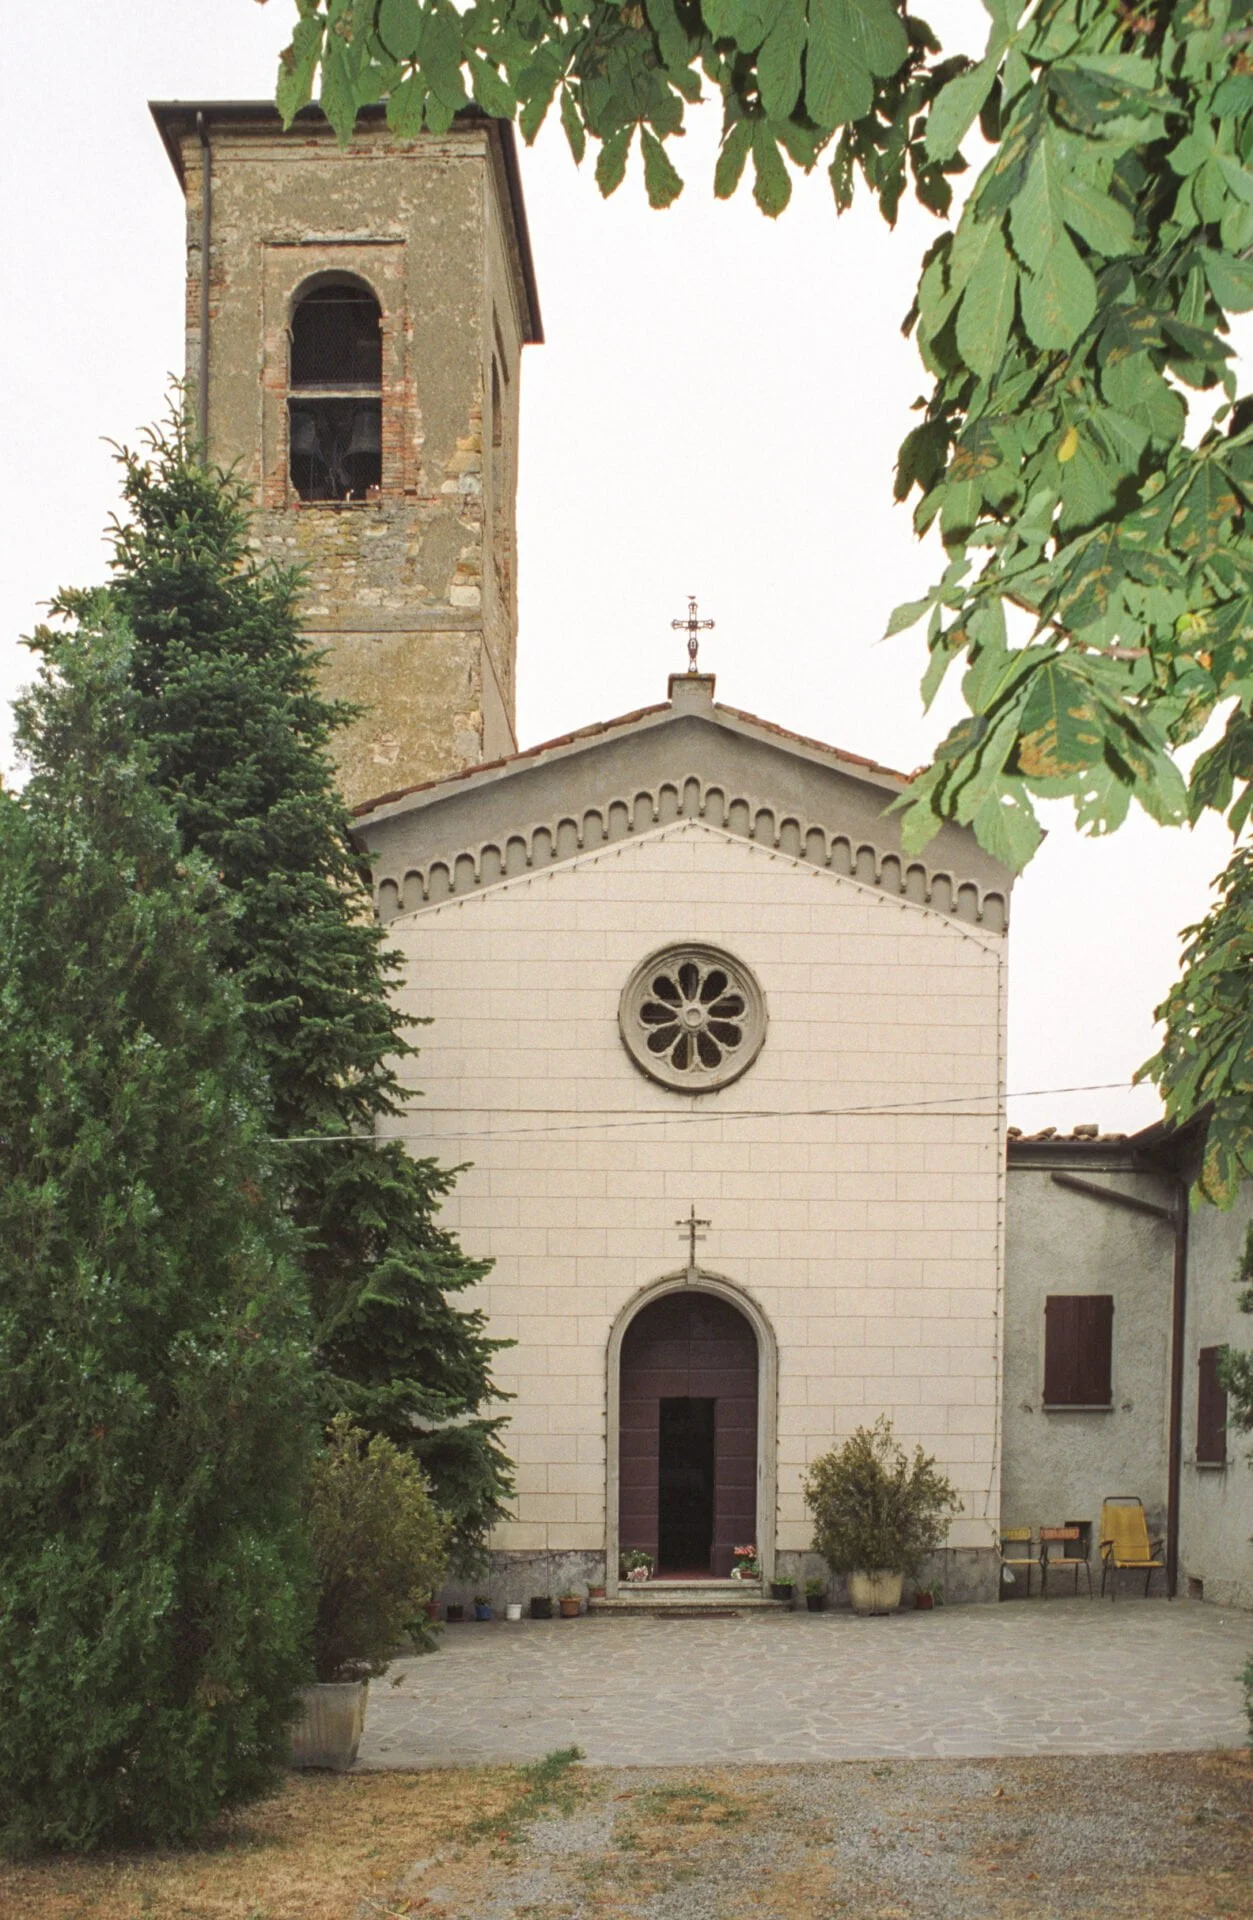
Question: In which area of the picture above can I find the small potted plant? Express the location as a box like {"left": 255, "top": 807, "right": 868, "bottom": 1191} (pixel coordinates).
{"left": 529, "top": 1594, "right": 553, "bottom": 1619}
{"left": 445, "top": 1601, "right": 464, "bottom": 1622}
{"left": 505, "top": 1601, "right": 523, "bottom": 1621}
{"left": 558, "top": 1590, "right": 582, "bottom": 1618}
{"left": 913, "top": 1579, "right": 944, "bottom": 1611}
{"left": 731, "top": 1544, "right": 760, "bottom": 1580}
{"left": 804, "top": 1576, "right": 827, "bottom": 1613}
{"left": 620, "top": 1549, "right": 653, "bottom": 1583}
{"left": 292, "top": 1415, "right": 448, "bottom": 1771}
{"left": 588, "top": 1582, "right": 607, "bottom": 1600}
{"left": 474, "top": 1595, "right": 493, "bottom": 1621}
{"left": 769, "top": 1576, "right": 795, "bottom": 1603}
{"left": 803, "top": 1416, "right": 961, "bottom": 1618}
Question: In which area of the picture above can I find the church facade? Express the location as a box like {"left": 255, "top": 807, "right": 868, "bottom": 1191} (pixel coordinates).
{"left": 355, "top": 670, "right": 1012, "bottom": 1599}
{"left": 153, "top": 100, "right": 1252, "bottom": 1612}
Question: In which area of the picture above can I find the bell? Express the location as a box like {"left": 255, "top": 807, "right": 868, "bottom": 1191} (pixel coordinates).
{"left": 289, "top": 410, "right": 319, "bottom": 459}
{"left": 345, "top": 407, "right": 381, "bottom": 459}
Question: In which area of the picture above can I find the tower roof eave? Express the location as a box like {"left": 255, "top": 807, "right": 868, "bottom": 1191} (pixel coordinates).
{"left": 147, "top": 99, "right": 543, "bottom": 344}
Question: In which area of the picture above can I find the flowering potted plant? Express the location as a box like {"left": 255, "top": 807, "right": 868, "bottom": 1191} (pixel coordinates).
{"left": 731, "top": 1544, "right": 759, "bottom": 1580}
{"left": 620, "top": 1549, "right": 653, "bottom": 1583}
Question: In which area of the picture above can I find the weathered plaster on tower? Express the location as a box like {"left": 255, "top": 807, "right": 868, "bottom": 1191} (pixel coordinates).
{"left": 151, "top": 102, "right": 540, "bottom": 809}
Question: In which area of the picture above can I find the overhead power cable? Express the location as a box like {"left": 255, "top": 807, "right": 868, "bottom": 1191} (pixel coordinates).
{"left": 270, "top": 1080, "right": 1138, "bottom": 1145}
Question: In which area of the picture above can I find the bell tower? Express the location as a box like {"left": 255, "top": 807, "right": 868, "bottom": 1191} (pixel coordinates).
{"left": 151, "top": 101, "right": 541, "bottom": 811}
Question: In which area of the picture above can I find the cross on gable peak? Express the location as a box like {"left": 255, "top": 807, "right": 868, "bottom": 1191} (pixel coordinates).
{"left": 671, "top": 595, "right": 714, "bottom": 674}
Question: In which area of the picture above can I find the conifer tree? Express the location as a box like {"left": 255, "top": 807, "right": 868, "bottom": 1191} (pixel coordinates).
{"left": 54, "top": 419, "right": 511, "bottom": 1562}
{"left": 0, "top": 621, "right": 313, "bottom": 1852}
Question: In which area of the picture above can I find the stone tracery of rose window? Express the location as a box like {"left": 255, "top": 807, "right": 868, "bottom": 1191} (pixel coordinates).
{"left": 619, "top": 945, "right": 766, "bottom": 1092}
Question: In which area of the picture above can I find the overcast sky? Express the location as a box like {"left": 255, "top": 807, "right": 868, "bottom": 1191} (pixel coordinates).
{"left": 1, "top": 0, "right": 1239, "bottom": 1137}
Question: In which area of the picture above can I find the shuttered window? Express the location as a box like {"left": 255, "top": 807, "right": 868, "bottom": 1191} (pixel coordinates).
{"left": 1043, "top": 1295, "right": 1114, "bottom": 1407}
{"left": 1196, "top": 1346, "right": 1228, "bottom": 1465}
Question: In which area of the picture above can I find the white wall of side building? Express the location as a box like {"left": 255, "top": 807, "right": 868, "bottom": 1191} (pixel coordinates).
{"left": 382, "top": 817, "right": 1007, "bottom": 1592}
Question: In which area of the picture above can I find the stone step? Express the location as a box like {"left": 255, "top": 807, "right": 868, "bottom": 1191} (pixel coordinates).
{"left": 588, "top": 1579, "right": 793, "bottom": 1616}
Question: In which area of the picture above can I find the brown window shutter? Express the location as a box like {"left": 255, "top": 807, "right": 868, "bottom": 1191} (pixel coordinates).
{"left": 1197, "top": 1346, "right": 1228, "bottom": 1464}
{"left": 1044, "top": 1295, "right": 1113, "bottom": 1405}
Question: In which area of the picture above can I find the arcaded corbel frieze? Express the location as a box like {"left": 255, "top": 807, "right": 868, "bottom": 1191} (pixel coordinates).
{"left": 373, "top": 774, "right": 1009, "bottom": 932}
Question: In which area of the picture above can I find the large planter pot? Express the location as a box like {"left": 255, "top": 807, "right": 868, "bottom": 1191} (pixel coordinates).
{"left": 289, "top": 1680, "right": 369, "bottom": 1772}
{"left": 848, "top": 1570, "right": 904, "bottom": 1616}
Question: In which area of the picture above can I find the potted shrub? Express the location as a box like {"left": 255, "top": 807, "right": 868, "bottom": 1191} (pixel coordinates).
{"left": 558, "top": 1590, "right": 582, "bottom": 1618}
{"left": 770, "top": 1578, "right": 795, "bottom": 1603}
{"left": 804, "top": 1417, "right": 961, "bottom": 1618}
{"left": 804, "top": 1576, "right": 827, "bottom": 1613}
{"left": 293, "top": 1416, "right": 449, "bottom": 1771}
{"left": 620, "top": 1549, "right": 653, "bottom": 1583}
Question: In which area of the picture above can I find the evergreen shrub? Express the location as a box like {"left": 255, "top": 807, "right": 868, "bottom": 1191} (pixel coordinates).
{"left": 310, "top": 1415, "right": 449, "bottom": 1682}
{"left": 803, "top": 1416, "right": 961, "bottom": 1579}
{"left": 54, "top": 420, "right": 513, "bottom": 1565}
{"left": 0, "top": 625, "right": 313, "bottom": 1852}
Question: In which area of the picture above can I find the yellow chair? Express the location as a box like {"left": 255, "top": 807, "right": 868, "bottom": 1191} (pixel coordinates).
{"left": 998, "top": 1527, "right": 1038, "bottom": 1599}
{"left": 1098, "top": 1497, "right": 1165, "bottom": 1600}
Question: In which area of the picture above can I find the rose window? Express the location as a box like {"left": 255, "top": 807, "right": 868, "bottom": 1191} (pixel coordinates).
{"left": 619, "top": 944, "right": 766, "bottom": 1092}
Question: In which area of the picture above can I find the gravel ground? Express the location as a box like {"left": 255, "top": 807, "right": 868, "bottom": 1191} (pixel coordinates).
{"left": 383, "top": 1750, "right": 1253, "bottom": 1920}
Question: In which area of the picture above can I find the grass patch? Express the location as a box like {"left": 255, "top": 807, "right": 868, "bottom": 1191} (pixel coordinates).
{"left": 636, "top": 1783, "right": 747, "bottom": 1827}
{"left": 0, "top": 1765, "right": 536, "bottom": 1920}
{"left": 468, "top": 1745, "right": 588, "bottom": 1848}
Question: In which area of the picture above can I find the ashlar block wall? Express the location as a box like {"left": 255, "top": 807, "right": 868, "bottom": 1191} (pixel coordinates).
{"left": 385, "top": 818, "right": 1007, "bottom": 1589}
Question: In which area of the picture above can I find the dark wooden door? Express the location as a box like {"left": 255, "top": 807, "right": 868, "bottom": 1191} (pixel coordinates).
{"left": 619, "top": 1292, "right": 758, "bottom": 1577}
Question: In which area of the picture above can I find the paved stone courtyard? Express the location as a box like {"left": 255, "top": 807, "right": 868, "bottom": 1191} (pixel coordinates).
{"left": 359, "top": 1597, "right": 1253, "bottom": 1768}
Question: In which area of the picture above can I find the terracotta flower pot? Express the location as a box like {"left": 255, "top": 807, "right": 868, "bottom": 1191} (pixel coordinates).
{"left": 558, "top": 1596, "right": 581, "bottom": 1618}
{"left": 289, "top": 1680, "right": 369, "bottom": 1772}
{"left": 914, "top": 1591, "right": 934, "bottom": 1610}
{"left": 848, "top": 1570, "right": 904, "bottom": 1616}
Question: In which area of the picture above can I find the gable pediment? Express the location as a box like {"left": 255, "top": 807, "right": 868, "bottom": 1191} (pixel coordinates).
{"left": 352, "top": 677, "right": 1013, "bottom": 933}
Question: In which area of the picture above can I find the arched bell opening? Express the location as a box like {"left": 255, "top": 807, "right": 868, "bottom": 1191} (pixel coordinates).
{"left": 606, "top": 1276, "right": 777, "bottom": 1589}
{"left": 287, "top": 274, "right": 383, "bottom": 502}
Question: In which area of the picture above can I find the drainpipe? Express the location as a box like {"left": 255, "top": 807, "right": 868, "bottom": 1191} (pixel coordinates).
{"left": 1165, "top": 1177, "right": 1190, "bottom": 1599}
{"left": 196, "top": 111, "right": 212, "bottom": 460}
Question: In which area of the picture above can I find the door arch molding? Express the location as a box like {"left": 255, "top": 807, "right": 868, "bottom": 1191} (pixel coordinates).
{"left": 605, "top": 1270, "right": 778, "bottom": 1596}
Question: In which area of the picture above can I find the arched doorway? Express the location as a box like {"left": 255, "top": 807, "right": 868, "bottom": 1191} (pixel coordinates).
{"left": 618, "top": 1290, "right": 759, "bottom": 1578}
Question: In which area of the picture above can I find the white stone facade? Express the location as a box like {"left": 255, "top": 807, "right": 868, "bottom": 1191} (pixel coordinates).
{"left": 383, "top": 816, "right": 1007, "bottom": 1582}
